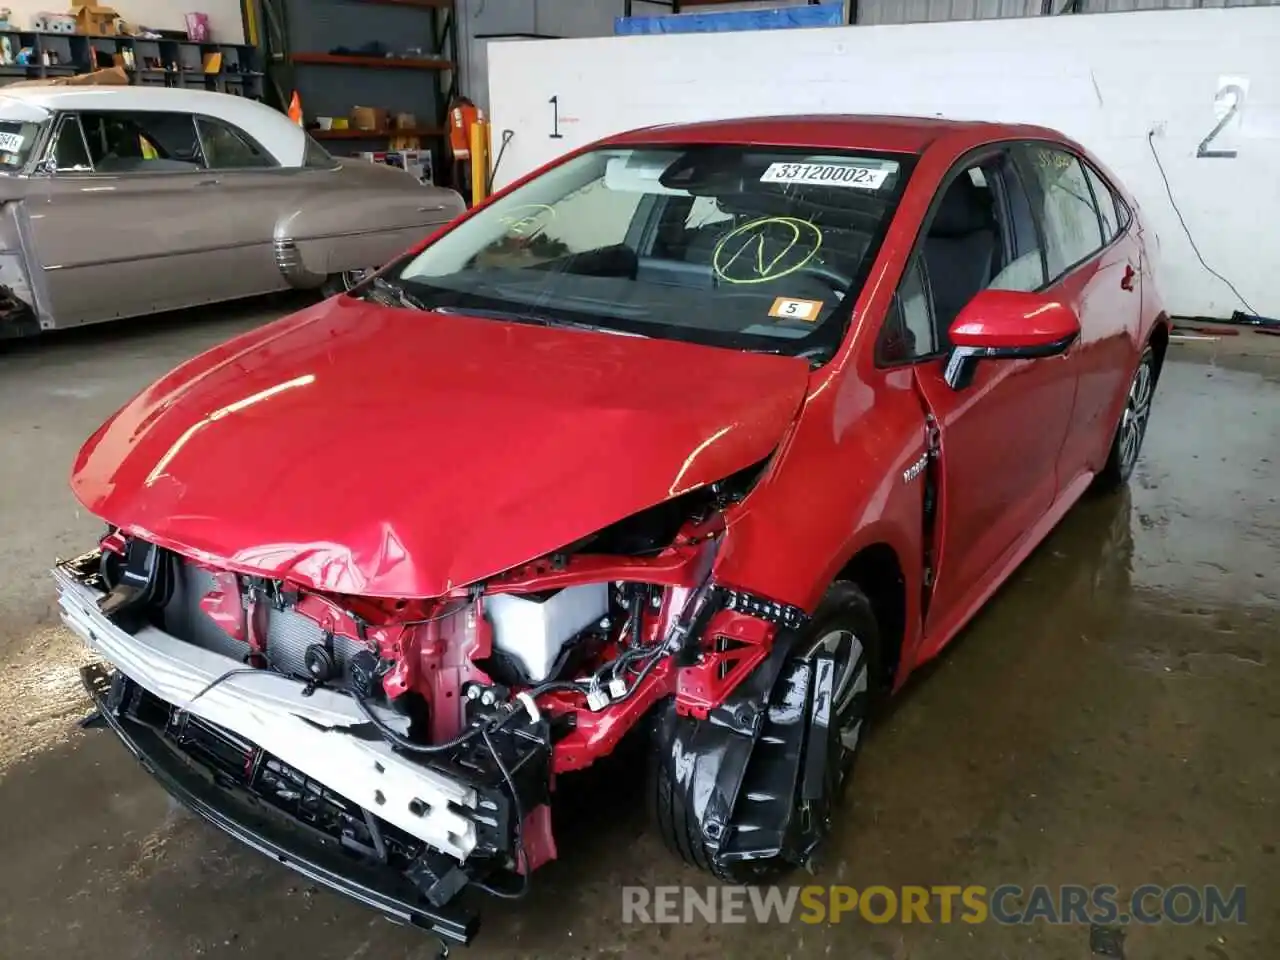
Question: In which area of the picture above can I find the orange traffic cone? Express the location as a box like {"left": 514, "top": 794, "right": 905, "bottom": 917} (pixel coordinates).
{"left": 287, "top": 91, "right": 303, "bottom": 126}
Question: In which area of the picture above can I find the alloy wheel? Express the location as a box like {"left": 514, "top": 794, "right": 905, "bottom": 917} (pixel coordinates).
{"left": 798, "top": 627, "right": 871, "bottom": 812}
{"left": 1119, "top": 353, "right": 1154, "bottom": 474}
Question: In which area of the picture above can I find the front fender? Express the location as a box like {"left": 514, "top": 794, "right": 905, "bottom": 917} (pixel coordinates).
{"left": 0, "top": 200, "right": 47, "bottom": 336}
{"left": 653, "top": 623, "right": 836, "bottom": 870}
{"left": 713, "top": 367, "right": 927, "bottom": 615}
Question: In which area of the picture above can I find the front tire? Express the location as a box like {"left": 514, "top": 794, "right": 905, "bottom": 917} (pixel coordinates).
{"left": 649, "top": 581, "right": 883, "bottom": 883}
{"left": 1094, "top": 344, "right": 1157, "bottom": 492}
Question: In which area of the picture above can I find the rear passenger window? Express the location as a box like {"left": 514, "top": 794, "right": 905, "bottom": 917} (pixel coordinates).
{"left": 304, "top": 135, "right": 339, "bottom": 169}
{"left": 196, "top": 116, "right": 275, "bottom": 169}
{"left": 1083, "top": 163, "right": 1121, "bottom": 243}
{"left": 1021, "top": 145, "right": 1104, "bottom": 281}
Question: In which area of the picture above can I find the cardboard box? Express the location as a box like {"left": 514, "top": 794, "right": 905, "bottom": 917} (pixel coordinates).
{"left": 351, "top": 106, "right": 389, "bottom": 132}
{"left": 5, "top": 64, "right": 127, "bottom": 87}
{"left": 356, "top": 149, "right": 435, "bottom": 186}
{"left": 69, "top": 3, "right": 120, "bottom": 35}
{"left": 386, "top": 149, "right": 433, "bottom": 185}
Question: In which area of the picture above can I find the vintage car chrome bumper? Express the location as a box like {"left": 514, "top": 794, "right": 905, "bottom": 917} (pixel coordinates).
{"left": 53, "top": 561, "right": 480, "bottom": 863}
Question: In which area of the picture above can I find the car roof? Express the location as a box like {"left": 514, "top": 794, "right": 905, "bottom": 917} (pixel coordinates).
{"left": 602, "top": 114, "right": 1065, "bottom": 155}
{"left": 0, "top": 86, "right": 310, "bottom": 166}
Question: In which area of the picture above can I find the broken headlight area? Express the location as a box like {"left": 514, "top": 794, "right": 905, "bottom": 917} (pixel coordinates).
{"left": 62, "top": 485, "right": 804, "bottom": 935}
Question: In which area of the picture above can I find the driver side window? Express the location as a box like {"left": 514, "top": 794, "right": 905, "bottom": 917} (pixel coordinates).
{"left": 876, "top": 149, "right": 1044, "bottom": 366}
{"left": 76, "top": 110, "right": 206, "bottom": 173}
{"left": 52, "top": 116, "right": 92, "bottom": 172}
{"left": 877, "top": 254, "right": 935, "bottom": 364}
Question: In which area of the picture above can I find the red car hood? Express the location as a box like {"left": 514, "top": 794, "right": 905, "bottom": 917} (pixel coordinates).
{"left": 71, "top": 297, "right": 811, "bottom": 597}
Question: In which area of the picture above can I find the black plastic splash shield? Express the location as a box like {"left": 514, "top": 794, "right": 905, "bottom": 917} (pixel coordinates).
{"left": 79, "top": 662, "right": 479, "bottom": 946}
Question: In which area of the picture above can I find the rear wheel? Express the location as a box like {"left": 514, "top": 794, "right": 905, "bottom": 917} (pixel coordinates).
{"left": 1094, "top": 344, "right": 1156, "bottom": 492}
{"left": 649, "top": 581, "right": 883, "bottom": 883}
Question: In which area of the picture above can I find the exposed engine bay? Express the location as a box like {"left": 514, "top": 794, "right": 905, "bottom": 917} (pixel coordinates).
{"left": 56, "top": 461, "right": 822, "bottom": 946}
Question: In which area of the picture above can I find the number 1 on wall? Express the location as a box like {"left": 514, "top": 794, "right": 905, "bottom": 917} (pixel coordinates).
{"left": 549, "top": 96, "right": 564, "bottom": 139}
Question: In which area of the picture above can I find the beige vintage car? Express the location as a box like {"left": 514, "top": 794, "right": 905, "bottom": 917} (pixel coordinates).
{"left": 0, "top": 85, "right": 466, "bottom": 338}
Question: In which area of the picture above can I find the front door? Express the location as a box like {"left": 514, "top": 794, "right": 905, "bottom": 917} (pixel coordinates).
{"left": 31, "top": 110, "right": 238, "bottom": 327}
{"left": 905, "top": 149, "right": 1079, "bottom": 655}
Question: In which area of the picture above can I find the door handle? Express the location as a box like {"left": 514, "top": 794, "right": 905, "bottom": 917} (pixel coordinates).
{"left": 196, "top": 178, "right": 220, "bottom": 187}
{"left": 1121, "top": 264, "right": 1136, "bottom": 291}
{"left": 417, "top": 203, "right": 445, "bottom": 212}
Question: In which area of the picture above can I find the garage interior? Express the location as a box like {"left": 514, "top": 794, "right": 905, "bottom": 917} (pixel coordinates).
{"left": 1, "top": 1, "right": 1277, "bottom": 959}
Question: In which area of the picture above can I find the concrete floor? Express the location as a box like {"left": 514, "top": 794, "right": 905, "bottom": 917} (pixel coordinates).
{"left": 0, "top": 304, "right": 1276, "bottom": 960}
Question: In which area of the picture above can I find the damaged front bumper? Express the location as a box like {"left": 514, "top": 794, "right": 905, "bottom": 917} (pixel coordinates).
{"left": 55, "top": 553, "right": 542, "bottom": 946}
{"left": 80, "top": 663, "right": 478, "bottom": 943}
{"left": 54, "top": 558, "right": 480, "bottom": 860}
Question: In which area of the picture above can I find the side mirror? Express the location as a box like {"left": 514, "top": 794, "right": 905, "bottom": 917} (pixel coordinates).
{"left": 943, "top": 290, "right": 1080, "bottom": 389}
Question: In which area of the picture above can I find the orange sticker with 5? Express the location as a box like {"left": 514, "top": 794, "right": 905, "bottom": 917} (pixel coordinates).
{"left": 769, "top": 297, "right": 824, "bottom": 322}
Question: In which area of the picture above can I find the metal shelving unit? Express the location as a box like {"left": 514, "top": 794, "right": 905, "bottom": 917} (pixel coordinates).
{"left": 263, "top": 0, "right": 458, "bottom": 186}
{"left": 0, "top": 29, "right": 264, "bottom": 98}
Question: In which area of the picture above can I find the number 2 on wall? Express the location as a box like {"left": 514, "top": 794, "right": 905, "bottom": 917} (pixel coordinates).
{"left": 1197, "top": 84, "right": 1246, "bottom": 159}
{"left": 549, "top": 95, "right": 564, "bottom": 139}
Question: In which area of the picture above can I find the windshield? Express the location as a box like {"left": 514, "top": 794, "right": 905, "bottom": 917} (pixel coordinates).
{"left": 0, "top": 119, "right": 44, "bottom": 173}
{"left": 384, "top": 143, "right": 915, "bottom": 359}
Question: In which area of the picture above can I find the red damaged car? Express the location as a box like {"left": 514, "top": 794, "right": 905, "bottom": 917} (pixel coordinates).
{"left": 56, "top": 116, "right": 1167, "bottom": 946}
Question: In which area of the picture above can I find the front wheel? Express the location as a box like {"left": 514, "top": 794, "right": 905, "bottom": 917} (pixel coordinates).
{"left": 1094, "top": 344, "right": 1157, "bottom": 492}
{"left": 649, "top": 581, "right": 883, "bottom": 883}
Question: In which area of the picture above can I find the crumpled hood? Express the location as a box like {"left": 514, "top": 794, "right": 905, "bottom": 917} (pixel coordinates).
{"left": 71, "top": 296, "right": 811, "bottom": 597}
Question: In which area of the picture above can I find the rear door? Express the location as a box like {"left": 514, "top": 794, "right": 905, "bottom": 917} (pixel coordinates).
{"left": 30, "top": 109, "right": 236, "bottom": 326}
{"left": 898, "top": 146, "right": 1079, "bottom": 652}
{"left": 191, "top": 112, "right": 295, "bottom": 296}
{"left": 1014, "top": 143, "right": 1141, "bottom": 487}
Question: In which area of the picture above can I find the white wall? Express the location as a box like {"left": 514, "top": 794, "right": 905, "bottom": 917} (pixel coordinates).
{"left": 456, "top": 0, "right": 656, "bottom": 114}
{"left": 5, "top": 0, "right": 245, "bottom": 43}
{"left": 488, "top": 6, "right": 1280, "bottom": 320}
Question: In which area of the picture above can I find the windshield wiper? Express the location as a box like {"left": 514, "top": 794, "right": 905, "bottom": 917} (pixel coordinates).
{"left": 367, "top": 276, "right": 429, "bottom": 311}
{"left": 435, "top": 305, "right": 647, "bottom": 338}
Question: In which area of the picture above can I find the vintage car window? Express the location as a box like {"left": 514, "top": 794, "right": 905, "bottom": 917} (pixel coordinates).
{"left": 389, "top": 145, "right": 915, "bottom": 360}
{"left": 0, "top": 119, "right": 42, "bottom": 173}
{"left": 303, "top": 135, "right": 339, "bottom": 169}
{"left": 51, "top": 116, "right": 92, "bottom": 172}
{"left": 196, "top": 115, "right": 276, "bottom": 169}
{"left": 77, "top": 111, "right": 206, "bottom": 173}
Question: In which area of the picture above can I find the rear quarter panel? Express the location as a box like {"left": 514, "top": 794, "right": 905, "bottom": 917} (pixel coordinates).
{"left": 280, "top": 163, "right": 466, "bottom": 281}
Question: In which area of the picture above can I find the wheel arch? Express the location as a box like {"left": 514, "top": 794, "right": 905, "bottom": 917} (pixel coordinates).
{"left": 1148, "top": 312, "right": 1171, "bottom": 384}
{"left": 833, "top": 541, "right": 908, "bottom": 691}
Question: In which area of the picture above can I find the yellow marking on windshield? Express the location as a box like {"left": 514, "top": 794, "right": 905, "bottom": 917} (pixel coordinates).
{"left": 499, "top": 203, "right": 557, "bottom": 238}
{"left": 712, "top": 216, "right": 823, "bottom": 285}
